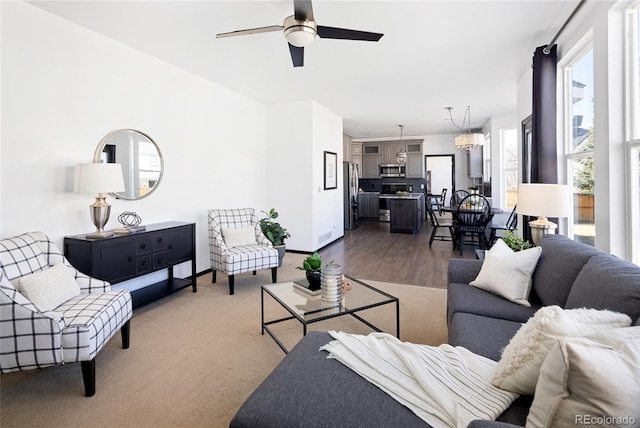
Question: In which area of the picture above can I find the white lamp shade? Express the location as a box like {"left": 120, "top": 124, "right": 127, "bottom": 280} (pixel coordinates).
{"left": 74, "top": 163, "right": 125, "bottom": 194}
{"left": 516, "top": 183, "right": 571, "bottom": 218}
{"left": 455, "top": 133, "right": 485, "bottom": 149}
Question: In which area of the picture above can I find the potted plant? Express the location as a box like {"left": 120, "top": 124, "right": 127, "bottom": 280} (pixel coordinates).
{"left": 296, "top": 251, "right": 325, "bottom": 290}
{"left": 260, "top": 208, "right": 291, "bottom": 266}
{"left": 502, "top": 231, "right": 533, "bottom": 251}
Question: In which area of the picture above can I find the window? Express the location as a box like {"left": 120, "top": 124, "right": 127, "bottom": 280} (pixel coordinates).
{"left": 483, "top": 133, "right": 491, "bottom": 189}
{"left": 564, "top": 47, "right": 595, "bottom": 246}
{"left": 502, "top": 128, "right": 518, "bottom": 209}
{"left": 627, "top": 2, "right": 640, "bottom": 264}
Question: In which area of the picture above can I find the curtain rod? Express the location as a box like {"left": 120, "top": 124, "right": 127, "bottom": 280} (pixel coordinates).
{"left": 543, "top": 0, "right": 588, "bottom": 54}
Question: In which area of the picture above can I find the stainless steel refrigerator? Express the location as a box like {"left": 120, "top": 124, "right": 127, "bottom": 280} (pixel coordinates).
{"left": 343, "top": 162, "right": 359, "bottom": 230}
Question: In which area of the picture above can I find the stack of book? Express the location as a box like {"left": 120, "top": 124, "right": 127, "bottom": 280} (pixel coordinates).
{"left": 113, "top": 225, "right": 147, "bottom": 235}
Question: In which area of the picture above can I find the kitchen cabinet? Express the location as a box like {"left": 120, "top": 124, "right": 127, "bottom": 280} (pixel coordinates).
{"left": 405, "top": 141, "right": 424, "bottom": 178}
{"left": 64, "top": 221, "right": 196, "bottom": 308}
{"left": 362, "top": 144, "right": 382, "bottom": 178}
{"left": 351, "top": 143, "right": 362, "bottom": 177}
{"left": 406, "top": 153, "right": 423, "bottom": 178}
{"left": 467, "top": 149, "right": 483, "bottom": 178}
{"left": 390, "top": 196, "right": 423, "bottom": 234}
{"left": 358, "top": 193, "right": 380, "bottom": 218}
{"left": 381, "top": 143, "right": 403, "bottom": 163}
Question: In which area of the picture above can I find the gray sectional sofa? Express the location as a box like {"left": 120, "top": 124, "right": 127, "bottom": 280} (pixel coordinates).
{"left": 448, "top": 234, "right": 640, "bottom": 426}
{"left": 230, "top": 234, "right": 640, "bottom": 428}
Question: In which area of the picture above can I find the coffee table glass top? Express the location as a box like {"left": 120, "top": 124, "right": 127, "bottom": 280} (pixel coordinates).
{"left": 262, "top": 276, "right": 397, "bottom": 323}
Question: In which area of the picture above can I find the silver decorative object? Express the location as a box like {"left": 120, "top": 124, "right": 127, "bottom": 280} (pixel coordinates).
{"left": 321, "top": 263, "right": 343, "bottom": 304}
{"left": 118, "top": 211, "right": 142, "bottom": 228}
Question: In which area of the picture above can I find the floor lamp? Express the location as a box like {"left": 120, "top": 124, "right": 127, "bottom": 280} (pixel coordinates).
{"left": 516, "top": 183, "right": 571, "bottom": 245}
{"left": 74, "top": 163, "right": 125, "bottom": 239}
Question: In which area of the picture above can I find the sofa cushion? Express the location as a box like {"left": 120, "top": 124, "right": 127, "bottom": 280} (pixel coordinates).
{"left": 491, "top": 306, "right": 632, "bottom": 395}
{"left": 526, "top": 327, "right": 640, "bottom": 427}
{"left": 448, "top": 312, "right": 523, "bottom": 362}
{"left": 470, "top": 239, "right": 542, "bottom": 307}
{"left": 565, "top": 253, "right": 640, "bottom": 323}
{"left": 230, "top": 331, "right": 427, "bottom": 428}
{"left": 447, "top": 283, "right": 540, "bottom": 327}
{"left": 532, "top": 235, "right": 601, "bottom": 307}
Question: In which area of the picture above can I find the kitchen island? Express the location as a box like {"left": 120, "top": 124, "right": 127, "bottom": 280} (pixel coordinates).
{"left": 382, "top": 193, "right": 425, "bottom": 234}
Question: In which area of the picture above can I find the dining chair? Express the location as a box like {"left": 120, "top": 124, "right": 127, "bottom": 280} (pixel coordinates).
{"left": 488, "top": 204, "right": 517, "bottom": 246}
{"left": 426, "top": 201, "right": 455, "bottom": 247}
{"left": 449, "top": 189, "right": 470, "bottom": 208}
{"left": 437, "top": 188, "right": 448, "bottom": 215}
{"left": 454, "top": 194, "right": 491, "bottom": 255}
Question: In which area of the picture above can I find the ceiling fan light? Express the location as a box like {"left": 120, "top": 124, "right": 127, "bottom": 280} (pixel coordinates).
{"left": 284, "top": 25, "right": 317, "bottom": 47}
{"left": 455, "top": 133, "right": 485, "bottom": 150}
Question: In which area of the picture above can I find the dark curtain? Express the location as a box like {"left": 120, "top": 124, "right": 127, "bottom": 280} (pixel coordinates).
{"left": 531, "top": 44, "right": 558, "bottom": 183}
{"left": 524, "top": 45, "right": 558, "bottom": 242}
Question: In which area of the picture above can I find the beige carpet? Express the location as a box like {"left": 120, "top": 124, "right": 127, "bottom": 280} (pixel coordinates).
{"left": 0, "top": 253, "right": 447, "bottom": 428}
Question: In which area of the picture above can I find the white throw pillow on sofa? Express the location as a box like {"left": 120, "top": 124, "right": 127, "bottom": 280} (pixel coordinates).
{"left": 526, "top": 327, "right": 640, "bottom": 428}
{"left": 492, "top": 306, "right": 632, "bottom": 395}
{"left": 470, "top": 239, "right": 542, "bottom": 307}
{"left": 17, "top": 263, "right": 81, "bottom": 311}
{"left": 221, "top": 225, "right": 257, "bottom": 247}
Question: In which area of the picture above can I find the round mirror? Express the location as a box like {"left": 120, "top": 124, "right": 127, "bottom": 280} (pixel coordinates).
{"left": 94, "top": 129, "right": 164, "bottom": 200}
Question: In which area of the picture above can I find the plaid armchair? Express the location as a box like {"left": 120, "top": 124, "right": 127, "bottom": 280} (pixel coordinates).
{"left": 208, "top": 208, "right": 279, "bottom": 295}
{"left": 0, "top": 232, "right": 132, "bottom": 397}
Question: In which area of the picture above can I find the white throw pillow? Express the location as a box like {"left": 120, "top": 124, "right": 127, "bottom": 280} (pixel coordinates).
{"left": 470, "top": 239, "right": 542, "bottom": 307}
{"left": 492, "top": 306, "right": 632, "bottom": 395}
{"left": 17, "top": 263, "right": 81, "bottom": 311}
{"left": 221, "top": 225, "right": 257, "bottom": 247}
{"left": 526, "top": 327, "right": 640, "bottom": 428}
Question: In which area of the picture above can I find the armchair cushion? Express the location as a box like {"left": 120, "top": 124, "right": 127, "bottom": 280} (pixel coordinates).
{"left": 222, "top": 225, "right": 257, "bottom": 247}
{"left": 16, "top": 264, "right": 81, "bottom": 311}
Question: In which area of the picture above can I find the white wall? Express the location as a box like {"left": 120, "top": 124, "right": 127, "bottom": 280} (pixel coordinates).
{"left": 1, "top": 2, "right": 269, "bottom": 274}
{"left": 265, "top": 100, "right": 343, "bottom": 252}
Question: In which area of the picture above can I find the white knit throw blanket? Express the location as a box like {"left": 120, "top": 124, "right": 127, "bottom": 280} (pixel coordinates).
{"left": 320, "top": 331, "right": 519, "bottom": 428}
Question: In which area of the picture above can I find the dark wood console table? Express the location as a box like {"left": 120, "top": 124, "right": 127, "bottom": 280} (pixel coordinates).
{"left": 64, "top": 221, "right": 196, "bottom": 308}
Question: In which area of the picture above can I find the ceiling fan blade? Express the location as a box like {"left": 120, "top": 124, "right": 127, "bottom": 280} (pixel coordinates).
{"left": 288, "top": 43, "right": 304, "bottom": 67}
{"left": 216, "top": 25, "right": 282, "bottom": 39}
{"left": 317, "top": 26, "right": 383, "bottom": 42}
{"left": 293, "top": 0, "right": 314, "bottom": 21}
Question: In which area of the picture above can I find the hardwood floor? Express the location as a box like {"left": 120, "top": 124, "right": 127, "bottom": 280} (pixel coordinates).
{"left": 318, "top": 219, "right": 476, "bottom": 289}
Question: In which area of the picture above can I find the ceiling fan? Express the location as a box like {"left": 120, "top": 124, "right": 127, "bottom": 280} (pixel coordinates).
{"left": 216, "top": 0, "right": 383, "bottom": 67}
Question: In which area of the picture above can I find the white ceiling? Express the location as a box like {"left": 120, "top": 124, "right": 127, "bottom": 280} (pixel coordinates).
{"left": 28, "top": 0, "right": 578, "bottom": 140}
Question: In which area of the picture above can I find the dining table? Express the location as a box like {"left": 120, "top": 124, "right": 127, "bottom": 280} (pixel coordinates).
{"left": 440, "top": 205, "right": 504, "bottom": 251}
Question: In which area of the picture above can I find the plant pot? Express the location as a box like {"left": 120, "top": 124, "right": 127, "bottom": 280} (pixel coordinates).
{"left": 274, "top": 245, "right": 286, "bottom": 267}
{"left": 306, "top": 271, "right": 321, "bottom": 291}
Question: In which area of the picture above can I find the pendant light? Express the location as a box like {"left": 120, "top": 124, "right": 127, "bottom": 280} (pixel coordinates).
{"left": 446, "top": 106, "right": 485, "bottom": 150}
{"left": 396, "top": 125, "right": 407, "bottom": 164}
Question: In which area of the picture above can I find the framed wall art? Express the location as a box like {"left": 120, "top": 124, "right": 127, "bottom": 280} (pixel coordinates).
{"left": 324, "top": 151, "right": 337, "bottom": 190}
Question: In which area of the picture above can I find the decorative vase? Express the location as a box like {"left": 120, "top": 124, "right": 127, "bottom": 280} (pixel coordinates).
{"left": 321, "top": 263, "right": 343, "bottom": 304}
{"left": 274, "top": 245, "right": 286, "bottom": 267}
{"left": 306, "top": 271, "right": 321, "bottom": 291}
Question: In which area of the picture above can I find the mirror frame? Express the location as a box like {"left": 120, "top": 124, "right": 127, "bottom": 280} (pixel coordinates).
{"left": 93, "top": 128, "right": 164, "bottom": 200}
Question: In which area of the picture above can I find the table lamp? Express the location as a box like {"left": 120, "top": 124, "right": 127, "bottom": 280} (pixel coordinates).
{"left": 74, "top": 163, "right": 125, "bottom": 239}
{"left": 516, "top": 183, "right": 571, "bottom": 245}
